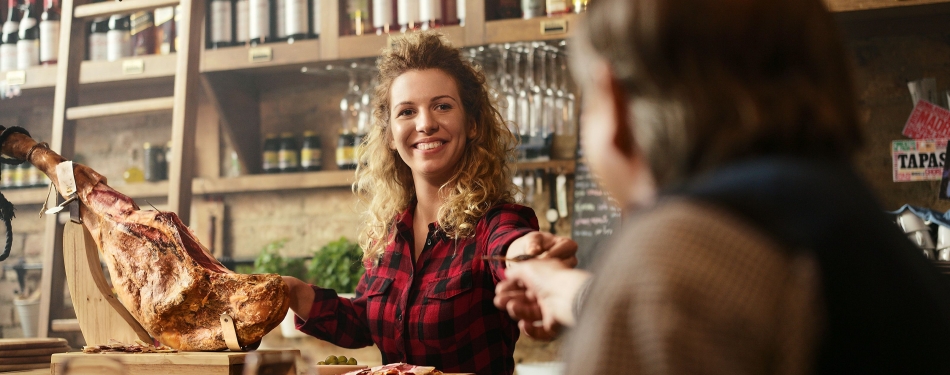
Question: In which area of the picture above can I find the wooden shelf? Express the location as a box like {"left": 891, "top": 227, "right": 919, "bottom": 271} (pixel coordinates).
{"left": 824, "top": 0, "right": 950, "bottom": 12}
{"left": 74, "top": 0, "right": 179, "bottom": 19}
{"left": 516, "top": 159, "right": 576, "bottom": 174}
{"left": 66, "top": 96, "right": 174, "bottom": 120}
{"left": 201, "top": 39, "right": 321, "bottom": 74}
{"left": 337, "top": 26, "right": 466, "bottom": 60}
{"left": 193, "top": 170, "right": 355, "bottom": 194}
{"left": 484, "top": 14, "right": 576, "bottom": 45}
{"left": 7, "top": 54, "right": 178, "bottom": 93}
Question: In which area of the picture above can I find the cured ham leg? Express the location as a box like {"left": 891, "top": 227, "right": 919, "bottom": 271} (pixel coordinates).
{"left": 2, "top": 132, "right": 289, "bottom": 351}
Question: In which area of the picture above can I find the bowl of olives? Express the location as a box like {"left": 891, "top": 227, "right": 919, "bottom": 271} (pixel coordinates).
{"left": 314, "top": 355, "right": 367, "bottom": 375}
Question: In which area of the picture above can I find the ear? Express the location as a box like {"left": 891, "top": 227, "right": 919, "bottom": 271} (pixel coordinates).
{"left": 608, "top": 77, "right": 636, "bottom": 159}
{"left": 467, "top": 118, "right": 477, "bottom": 139}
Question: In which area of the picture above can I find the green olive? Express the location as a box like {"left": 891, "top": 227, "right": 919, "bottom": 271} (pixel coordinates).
{"left": 338, "top": 356, "right": 348, "bottom": 364}
{"left": 317, "top": 362, "right": 325, "bottom": 366}
{"left": 347, "top": 358, "right": 357, "bottom": 365}
{"left": 325, "top": 355, "right": 338, "bottom": 365}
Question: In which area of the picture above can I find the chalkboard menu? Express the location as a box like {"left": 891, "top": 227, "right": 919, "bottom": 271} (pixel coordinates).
{"left": 571, "top": 156, "right": 623, "bottom": 270}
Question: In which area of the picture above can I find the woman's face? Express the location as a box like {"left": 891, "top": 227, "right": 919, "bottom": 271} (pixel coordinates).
{"left": 389, "top": 69, "right": 469, "bottom": 186}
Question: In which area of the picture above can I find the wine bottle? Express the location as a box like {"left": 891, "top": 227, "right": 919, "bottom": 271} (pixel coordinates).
{"left": 310, "top": 0, "right": 320, "bottom": 38}
{"left": 130, "top": 11, "right": 156, "bottom": 56}
{"left": 17, "top": 0, "right": 38, "bottom": 69}
{"left": 0, "top": 0, "right": 20, "bottom": 72}
{"left": 209, "top": 0, "right": 233, "bottom": 48}
{"left": 234, "top": 0, "right": 248, "bottom": 45}
{"left": 277, "top": 132, "right": 299, "bottom": 173}
{"left": 38, "top": 0, "right": 57, "bottom": 65}
{"left": 418, "top": 0, "right": 439, "bottom": 29}
{"left": 285, "top": 0, "right": 308, "bottom": 42}
{"left": 396, "top": 0, "right": 417, "bottom": 32}
{"left": 87, "top": 16, "right": 108, "bottom": 60}
{"left": 371, "top": 0, "right": 394, "bottom": 34}
{"left": 154, "top": 6, "right": 174, "bottom": 54}
{"left": 341, "top": 0, "right": 370, "bottom": 36}
{"left": 248, "top": 0, "right": 270, "bottom": 44}
{"left": 106, "top": 13, "right": 132, "bottom": 61}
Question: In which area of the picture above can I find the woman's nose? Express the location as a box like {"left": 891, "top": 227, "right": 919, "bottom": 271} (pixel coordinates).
{"left": 416, "top": 110, "right": 438, "bottom": 134}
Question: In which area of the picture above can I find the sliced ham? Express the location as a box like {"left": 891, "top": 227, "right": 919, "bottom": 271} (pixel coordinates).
{"left": 2, "top": 132, "right": 289, "bottom": 351}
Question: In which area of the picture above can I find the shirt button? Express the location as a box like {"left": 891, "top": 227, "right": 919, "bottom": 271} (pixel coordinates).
{"left": 426, "top": 239, "right": 432, "bottom": 246}
{"left": 396, "top": 313, "right": 403, "bottom": 321}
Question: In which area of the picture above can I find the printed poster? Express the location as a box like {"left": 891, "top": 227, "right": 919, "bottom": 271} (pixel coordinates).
{"left": 902, "top": 100, "right": 950, "bottom": 139}
{"left": 892, "top": 139, "right": 947, "bottom": 182}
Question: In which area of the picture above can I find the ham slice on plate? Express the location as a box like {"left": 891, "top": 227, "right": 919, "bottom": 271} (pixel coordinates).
{"left": 342, "top": 363, "right": 443, "bottom": 375}
{"left": 2, "top": 132, "right": 290, "bottom": 351}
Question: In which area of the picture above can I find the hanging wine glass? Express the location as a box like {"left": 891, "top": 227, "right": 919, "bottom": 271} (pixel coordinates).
{"left": 557, "top": 41, "right": 577, "bottom": 137}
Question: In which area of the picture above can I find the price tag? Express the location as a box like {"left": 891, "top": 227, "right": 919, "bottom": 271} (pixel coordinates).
{"left": 55, "top": 161, "right": 77, "bottom": 197}
{"left": 540, "top": 19, "right": 568, "bottom": 36}
{"left": 249, "top": 47, "right": 273, "bottom": 63}
{"left": 556, "top": 174, "right": 568, "bottom": 218}
{"left": 6, "top": 70, "right": 25, "bottom": 85}
{"left": 122, "top": 59, "right": 145, "bottom": 75}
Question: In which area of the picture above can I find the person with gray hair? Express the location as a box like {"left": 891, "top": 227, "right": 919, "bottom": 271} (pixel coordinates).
{"left": 495, "top": 0, "right": 950, "bottom": 373}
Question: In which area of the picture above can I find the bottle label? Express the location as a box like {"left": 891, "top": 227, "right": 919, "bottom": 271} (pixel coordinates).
{"left": 285, "top": 0, "right": 308, "bottom": 36}
{"left": 397, "top": 0, "right": 418, "bottom": 25}
{"left": 235, "top": 0, "right": 249, "bottom": 42}
{"left": 248, "top": 0, "right": 270, "bottom": 40}
{"left": 39, "top": 20, "right": 59, "bottom": 62}
{"left": 336, "top": 146, "right": 354, "bottom": 166}
{"left": 419, "top": 0, "right": 440, "bottom": 22}
{"left": 211, "top": 1, "right": 233, "bottom": 43}
{"left": 88, "top": 32, "right": 108, "bottom": 60}
{"left": 301, "top": 148, "right": 321, "bottom": 168}
{"left": 16, "top": 39, "right": 38, "bottom": 69}
{"left": 521, "top": 0, "right": 544, "bottom": 18}
{"left": 0, "top": 44, "right": 17, "bottom": 72}
{"left": 546, "top": 0, "right": 567, "bottom": 13}
{"left": 130, "top": 12, "right": 154, "bottom": 36}
{"left": 107, "top": 29, "right": 132, "bottom": 61}
{"left": 262, "top": 150, "right": 278, "bottom": 170}
{"left": 278, "top": 150, "right": 298, "bottom": 169}
{"left": 12, "top": 165, "right": 24, "bottom": 186}
{"left": 154, "top": 7, "right": 174, "bottom": 26}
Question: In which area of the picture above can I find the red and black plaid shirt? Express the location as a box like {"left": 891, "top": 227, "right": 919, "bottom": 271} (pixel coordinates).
{"left": 296, "top": 204, "right": 538, "bottom": 375}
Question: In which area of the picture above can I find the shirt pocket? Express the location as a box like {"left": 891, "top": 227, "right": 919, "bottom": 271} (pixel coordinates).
{"left": 363, "top": 276, "right": 394, "bottom": 323}
{"left": 419, "top": 270, "right": 474, "bottom": 345}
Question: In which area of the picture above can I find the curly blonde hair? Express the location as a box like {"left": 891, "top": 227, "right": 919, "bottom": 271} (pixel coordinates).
{"left": 354, "top": 32, "right": 519, "bottom": 264}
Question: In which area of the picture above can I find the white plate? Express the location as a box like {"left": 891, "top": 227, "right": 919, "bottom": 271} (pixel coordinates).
{"left": 314, "top": 364, "right": 369, "bottom": 375}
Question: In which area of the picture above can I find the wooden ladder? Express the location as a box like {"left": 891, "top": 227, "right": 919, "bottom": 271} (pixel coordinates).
{"left": 37, "top": 0, "right": 206, "bottom": 339}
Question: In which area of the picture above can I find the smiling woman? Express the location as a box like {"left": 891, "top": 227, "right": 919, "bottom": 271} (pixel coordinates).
{"left": 278, "top": 31, "right": 579, "bottom": 375}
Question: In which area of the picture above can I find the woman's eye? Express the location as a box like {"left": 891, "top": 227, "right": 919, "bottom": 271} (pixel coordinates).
{"left": 397, "top": 109, "right": 415, "bottom": 117}
{"left": 435, "top": 104, "right": 452, "bottom": 111}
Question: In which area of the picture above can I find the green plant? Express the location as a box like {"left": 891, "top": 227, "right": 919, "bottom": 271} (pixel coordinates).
{"left": 308, "top": 237, "right": 365, "bottom": 294}
{"left": 248, "top": 238, "right": 308, "bottom": 280}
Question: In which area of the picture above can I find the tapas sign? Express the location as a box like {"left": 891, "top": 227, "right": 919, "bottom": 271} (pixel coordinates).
{"left": 892, "top": 139, "right": 947, "bottom": 182}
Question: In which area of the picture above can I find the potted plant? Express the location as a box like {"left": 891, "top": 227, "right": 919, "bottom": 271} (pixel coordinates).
{"left": 306, "top": 237, "right": 365, "bottom": 295}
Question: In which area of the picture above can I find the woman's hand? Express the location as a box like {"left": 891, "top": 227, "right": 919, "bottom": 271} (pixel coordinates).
{"left": 495, "top": 260, "right": 592, "bottom": 337}
{"left": 506, "top": 231, "right": 579, "bottom": 268}
{"left": 282, "top": 276, "right": 316, "bottom": 320}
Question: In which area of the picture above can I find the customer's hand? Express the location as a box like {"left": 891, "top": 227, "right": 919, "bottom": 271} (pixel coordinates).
{"left": 495, "top": 259, "right": 592, "bottom": 337}
{"left": 507, "top": 232, "right": 579, "bottom": 268}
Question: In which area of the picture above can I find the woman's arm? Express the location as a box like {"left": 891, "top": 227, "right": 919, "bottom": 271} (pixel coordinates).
{"left": 280, "top": 275, "right": 376, "bottom": 349}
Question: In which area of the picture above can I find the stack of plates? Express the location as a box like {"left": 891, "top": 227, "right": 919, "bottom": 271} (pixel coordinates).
{"left": 0, "top": 337, "right": 69, "bottom": 372}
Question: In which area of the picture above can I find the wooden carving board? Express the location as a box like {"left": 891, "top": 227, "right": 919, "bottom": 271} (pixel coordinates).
{"left": 0, "top": 337, "right": 67, "bottom": 350}
{"left": 62, "top": 221, "right": 151, "bottom": 346}
{"left": 51, "top": 350, "right": 299, "bottom": 375}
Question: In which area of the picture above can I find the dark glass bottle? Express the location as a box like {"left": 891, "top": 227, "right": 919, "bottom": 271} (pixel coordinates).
{"left": 87, "top": 15, "right": 108, "bottom": 60}
{"left": 154, "top": 6, "right": 174, "bottom": 54}
{"left": 208, "top": 0, "right": 233, "bottom": 48}
{"left": 262, "top": 133, "right": 279, "bottom": 173}
{"left": 300, "top": 130, "right": 322, "bottom": 171}
{"left": 17, "top": 0, "right": 39, "bottom": 69}
{"left": 336, "top": 131, "right": 355, "bottom": 170}
{"left": 130, "top": 11, "right": 156, "bottom": 56}
{"left": 0, "top": 0, "right": 21, "bottom": 72}
{"left": 277, "top": 132, "right": 299, "bottom": 173}
{"left": 284, "top": 0, "right": 309, "bottom": 42}
{"left": 106, "top": 13, "right": 132, "bottom": 61}
{"left": 38, "top": 0, "right": 57, "bottom": 64}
